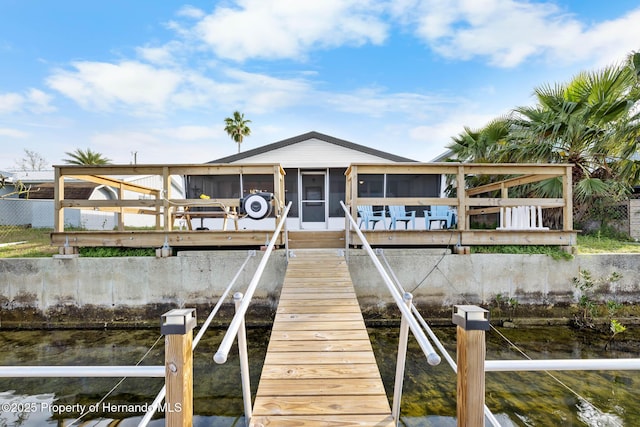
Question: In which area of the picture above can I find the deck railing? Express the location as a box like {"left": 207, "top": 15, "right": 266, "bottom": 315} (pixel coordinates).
{"left": 212, "top": 201, "right": 292, "bottom": 425}
{"left": 340, "top": 201, "right": 442, "bottom": 425}
{"left": 374, "top": 248, "right": 640, "bottom": 426}
{"left": 345, "top": 162, "right": 574, "bottom": 233}
{"left": 376, "top": 249, "right": 501, "bottom": 426}
{"left": 52, "top": 163, "right": 287, "bottom": 233}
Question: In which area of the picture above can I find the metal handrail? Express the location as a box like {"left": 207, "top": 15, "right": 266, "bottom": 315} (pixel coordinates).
{"left": 377, "top": 248, "right": 501, "bottom": 427}
{"left": 139, "top": 249, "right": 257, "bottom": 427}
{"left": 211, "top": 202, "right": 292, "bottom": 426}
{"left": 0, "top": 366, "right": 164, "bottom": 377}
{"left": 340, "top": 201, "right": 440, "bottom": 365}
{"left": 214, "top": 201, "right": 292, "bottom": 364}
{"left": 340, "top": 201, "right": 440, "bottom": 426}
{"left": 485, "top": 358, "right": 640, "bottom": 371}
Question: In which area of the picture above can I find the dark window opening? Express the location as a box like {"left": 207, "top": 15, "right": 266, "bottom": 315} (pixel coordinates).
{"left": 284, "top": 168, "right": 299, "bottom": 217}
{"left": 329, "top": 168, "right": 346, "bottom": 217}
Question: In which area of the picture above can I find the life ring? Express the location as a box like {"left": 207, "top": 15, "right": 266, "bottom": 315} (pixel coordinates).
{"left": 243, "top": 193, "right": 271, "bottom": 219}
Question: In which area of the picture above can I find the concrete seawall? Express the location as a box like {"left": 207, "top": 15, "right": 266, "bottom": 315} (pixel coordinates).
{"left": 1, "top": 249, "right": 639, "bottom": 327}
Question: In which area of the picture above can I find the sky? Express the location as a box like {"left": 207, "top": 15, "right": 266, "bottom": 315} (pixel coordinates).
{"left": 1, "top": 0, "right": 639, "bottom": 170}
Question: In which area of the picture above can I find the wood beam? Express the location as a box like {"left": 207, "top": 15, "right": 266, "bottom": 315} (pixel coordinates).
{"left": 466, "top": 174, "right": 559, "bottom": 196}
{"left": 465, "top": 198, "right": 564, "bottom": 207}
{"left": 67, "top": 175, "right": 160, "bottom": 195}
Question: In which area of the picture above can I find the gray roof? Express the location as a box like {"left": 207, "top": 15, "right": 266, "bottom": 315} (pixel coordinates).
{"left": 211, "top": 131, "right": 416, "bottom": 164}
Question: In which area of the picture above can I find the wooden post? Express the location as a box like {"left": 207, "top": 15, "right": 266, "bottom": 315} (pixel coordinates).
{"left": 53, "top": 166, "right": 64, "bottom": 233}
{"left": 457, "top": 165, "right": 467, "bottom": 231}
{"left": 162, "top": 309, "right": 197, "bottom": 427}
{"left": 453, "top": 305, "right": 489, "bottom": 427}
{"left": 117, "top": 182, "right": 125, "bottom": 231}
{"left": 563, "top": 165, "right": 573, "bottom": 231}
{"left": 163, "top": 166, "right": 172, "bottom": 231}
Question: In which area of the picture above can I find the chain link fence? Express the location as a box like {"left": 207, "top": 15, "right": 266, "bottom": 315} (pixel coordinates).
{"left": 579, "top": 199, "right": 637, "bottom": 240}
{"left": 0, "top": 199, "right": 116, "bottom": 244}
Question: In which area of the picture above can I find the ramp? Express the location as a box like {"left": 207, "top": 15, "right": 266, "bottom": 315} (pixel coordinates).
{"left": 251, "top": 249, "right": 393, "bottom": 427}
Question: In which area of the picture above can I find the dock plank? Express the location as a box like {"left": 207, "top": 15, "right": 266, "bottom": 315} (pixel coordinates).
{"left": 267, "top": 339, "right": 372, "bottom": 352}
{"left": 259, "top": 363, "right": 383, "bottom": 380}
{"left": 268, "top": 330, "right": 371, "bottom": 341}
{"left": 250, "top": 414, "right": 394, "bottom": 427}
{"left": 250, "top": 249, "right": 392, "bottom": 427}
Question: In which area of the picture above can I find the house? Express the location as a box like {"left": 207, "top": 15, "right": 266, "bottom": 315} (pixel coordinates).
{"left": 189, "top": 131, "right": 442, "bottom": 230}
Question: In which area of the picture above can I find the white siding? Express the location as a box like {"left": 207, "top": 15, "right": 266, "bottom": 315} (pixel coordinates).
{"left": 230, "top": 139, "right": 398, "bottom": 167}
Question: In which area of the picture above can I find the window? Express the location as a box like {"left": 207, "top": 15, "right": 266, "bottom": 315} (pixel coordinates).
{"left": 386, "top": 174, "right": 439, "bottom": 197}
{"left": 357, "top": 174, "right": 384, "bottom": 197}
{"left": 242, "top": 174, "right": 274, "bottom": 196}
{"left": 329, "top": 168, "right": 346, "bottom": 217}
{"left": 185, "top": 175, "right": 240, "bottom": 199}
{"left": 284, "top": 168, "right": 299, "bottom": 217}
{"left": 385, "top": 174, "right": 440, "bottom": 216}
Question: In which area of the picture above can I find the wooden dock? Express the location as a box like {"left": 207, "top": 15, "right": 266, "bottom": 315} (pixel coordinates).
{"left": 251, "top": 249, "right": 394, "bottom": 427}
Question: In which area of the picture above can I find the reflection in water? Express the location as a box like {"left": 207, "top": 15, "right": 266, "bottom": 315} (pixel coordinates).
{"left": 0, "top": 325, "right": 638, "bottom": 426}
{"left": 0, "top": 392, "right": 56, "bottom": 426}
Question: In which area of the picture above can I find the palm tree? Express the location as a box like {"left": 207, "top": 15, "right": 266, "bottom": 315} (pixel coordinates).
{"left": 446, "top": 118, "right": 512, "bottom": 195}
{"left": 505, "top": 54, "right": 640, "bottom": 223}
{"left": 63, "top": 148, "right": 111, "bottom": 165}
{"left": 446, "top": 52, "right": 640, "bottom": 227}
{"left": 224, "top": 111, "right": 252, "bottom": 153}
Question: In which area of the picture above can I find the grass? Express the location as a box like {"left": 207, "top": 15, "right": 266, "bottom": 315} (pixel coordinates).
{"left": 0, "top": 226, "right": 58, "bottom": 258}
{"left": 471, "top": 244, "right": 574, "bottom": 260}
{"left": 1, "top": 226, "right": 639, "bottom": 258}
{"left": 576, "top": 234, "right": 640, "bottom": 254}
{"left": 0, "top": 227, "right": 156, "bottom": 258}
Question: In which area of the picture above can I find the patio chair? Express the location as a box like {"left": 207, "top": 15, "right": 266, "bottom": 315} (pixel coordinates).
{"left": 357, "top": 205, "right": 387, "bottom": 230}
{"left": 425, "top": 205, "right": 454, "bottom": 230}
{"left": 388, "top": 205, "right": 416, "bottom": 230}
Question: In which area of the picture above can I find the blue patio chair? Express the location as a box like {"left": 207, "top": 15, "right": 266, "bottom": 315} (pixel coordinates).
{"left": 425, "top": 205, "right": 455, "bottom": 230}
{"left": 357, "top": 205, "right": 387, "bottom": 230}
{"left": 388, "top": 205, "right": 416, "bottom": 230}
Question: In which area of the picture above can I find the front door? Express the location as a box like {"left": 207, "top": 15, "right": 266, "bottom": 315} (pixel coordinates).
{"left": 300, "top": 172, "right": 327, "bottom": 229}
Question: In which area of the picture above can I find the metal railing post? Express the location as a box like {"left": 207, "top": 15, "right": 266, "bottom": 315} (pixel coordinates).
{"left": 453, "top": 305, "right": 490, "bottom": 427}
{"left": 234, "top": 292, "right": 252, "bottom": 426}
{"left": 161, "top": 309, "right": 197, "bottom": 427}
{"left": 214, "top": 202, "right": 292, "bottom": 365}
{"left": 284, "top": 226, "right": 290, "bottom": 263}
{"left": 392, "top": 291, "right": 413, "bottom": 424}
{"left": 344, "top": 204, "right": 350, "bottom": 263}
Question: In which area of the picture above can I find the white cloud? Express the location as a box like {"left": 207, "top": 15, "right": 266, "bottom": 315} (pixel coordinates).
{"left": 46, "top": 61, "right": 183, "bottom": 113}
{"left": 0, "top": 92, "right": 24, "bottom": 114}
{"left": 0, "top": 127, "right": 28, "bottom": 138}
{"left": 136, "top": 44, "right": 177, "bottom": 65}
{"left": 26, "top": 89, "right": 56, "bottom": 113}
{"left": 409, "top": 111, "right": 499, "bottom": 149}
{"left": 193, "top": 0, "right": 388, "bottom": 61}
{"left": 88, "top": 130, "right": 229, "bottom": 164}
{"left": 403, "top": 0, "right": 640, "bottom": 68}
{"left": 566, "top": 9, "right": 640, "bottom": 67}
{"left": 325, "top": 88, "right": 455, "bottom": 119}
{"left": 0, "top": 89, "right": 55, "bottom": 114}
{"left": 177, "top": 5, "right": 206, "bottom": 19}
{"left": 219, "top": 69, "right": 313, "bottom": 113}
{"left": 153, "top": 125, "right": 222, "bottom": 141}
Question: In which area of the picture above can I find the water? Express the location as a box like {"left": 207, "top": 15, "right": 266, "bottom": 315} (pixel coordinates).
{"left": 0, "top": 325, "right": 638, "bottom": 426}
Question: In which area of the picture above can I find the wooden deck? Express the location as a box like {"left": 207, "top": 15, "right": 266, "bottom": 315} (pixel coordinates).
{"left": 251, "top": 249, "right": 394, "bottom": 427}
